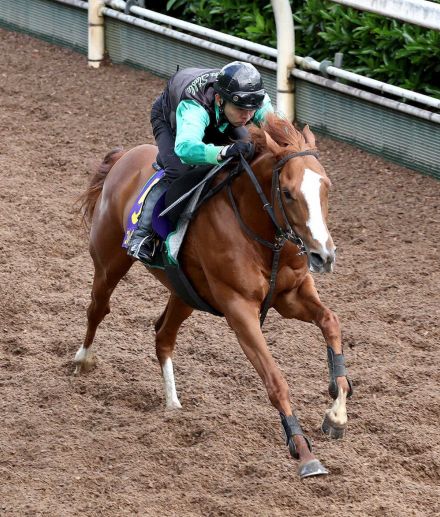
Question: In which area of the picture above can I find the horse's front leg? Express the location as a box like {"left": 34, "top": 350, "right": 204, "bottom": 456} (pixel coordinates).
{"left": 223, "top": 298, "right": 328, "bottom": 479}
{"left": 274, "top": 274, "right": 353, "bottom": 439}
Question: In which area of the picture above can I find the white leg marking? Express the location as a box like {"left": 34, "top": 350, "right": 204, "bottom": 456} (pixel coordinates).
{"left": 325, "top": 386, "right": 348, "bottom": 427}
{"left": 74, "top": 346, "right": 89, "bottom": 364}
{"left": 300, "top": 168, "right": 330, "bottom": 251}
{"left": 74, "top": 345, "right": 94, "bottom": 374}
{"left": 162, "top": 357, "right": 182, "bottom": 409}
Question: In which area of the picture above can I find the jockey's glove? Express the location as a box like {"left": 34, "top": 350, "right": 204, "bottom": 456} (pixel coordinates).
{"left": 218, "top": 141, "right": 254, "bottom": 161}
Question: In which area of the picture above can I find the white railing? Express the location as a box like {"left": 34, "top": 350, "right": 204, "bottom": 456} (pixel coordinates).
{"left": 101, "top": 6, "right": 274, "bottom": 70}
{"left": 331, "top": 0, "right": 440, "bottom": 30}
{"left": 63, "top": 0, "right": 440, "bottom": 122}
{"left": 100, "top": 0, "right": 440, "bottom": 117}
{"left": 105, "top": 0, "right": 275, "bottom": 56}
{"left": 57, "top": 0, "right": 87, "bottom": 7}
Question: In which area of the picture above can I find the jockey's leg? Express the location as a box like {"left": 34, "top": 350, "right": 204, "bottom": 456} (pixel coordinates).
{"left": 154, "top": 294, "right": 193, "bottom": 409}
{"left": 273, "top": 274, "right": 352, "bottom": 438}
{"left": 128, "top": 95, "right": 193, "bottom": 263}
{"left": 127, "top": 178, "right": 168, "bottom": 263}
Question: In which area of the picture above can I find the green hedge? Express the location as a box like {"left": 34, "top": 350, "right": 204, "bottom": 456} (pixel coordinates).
{"left": 164, "top": 0, "right": 440, "bottom": 99}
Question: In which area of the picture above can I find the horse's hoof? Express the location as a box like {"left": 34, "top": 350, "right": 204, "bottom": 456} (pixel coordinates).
{"left": 165, "top": 401, "right": 182, "bottom": 410}
{"left": 73, "top": 363, "right": 90, "bottom": 375}
{"left": 298, "top": 459, "right": 329, "bottom": 479}
{"left": 321, "top": 413, "right": 346, "bottom": 439}
{"left": 73, "top": 358, "right": 96, "bottom": 375}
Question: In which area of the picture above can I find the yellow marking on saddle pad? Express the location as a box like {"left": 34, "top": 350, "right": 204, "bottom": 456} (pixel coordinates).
{"left": 131, "top": 177, "right": 161, "bottom": 226}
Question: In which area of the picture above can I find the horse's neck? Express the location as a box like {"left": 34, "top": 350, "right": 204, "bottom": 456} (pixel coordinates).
{"left": 233, "top": 156, "right": 277, "bottom": 241}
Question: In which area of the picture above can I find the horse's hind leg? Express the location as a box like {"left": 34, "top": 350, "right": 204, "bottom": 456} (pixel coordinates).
{"left": 274, "top": 274, "right": 352, "bottom": 439}
{"left": 75, "top": 255, "right": 132, "bottom": 374}
{"left": 154, "top": 293, "right": 193, "bottom": 409}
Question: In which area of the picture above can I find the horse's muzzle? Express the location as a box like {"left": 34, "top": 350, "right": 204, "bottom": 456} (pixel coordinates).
{"left": 309, "top": 251, "right": 335, "bottom": 273}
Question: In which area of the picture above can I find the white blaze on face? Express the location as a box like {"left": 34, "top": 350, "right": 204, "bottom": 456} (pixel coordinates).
{"left": 300, "top": 168, "right": 329, "bottom": 249}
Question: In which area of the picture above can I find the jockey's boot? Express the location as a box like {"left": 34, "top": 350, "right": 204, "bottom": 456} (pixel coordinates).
{"left": 127, "top": 179, "right": 168, "bottom": 264}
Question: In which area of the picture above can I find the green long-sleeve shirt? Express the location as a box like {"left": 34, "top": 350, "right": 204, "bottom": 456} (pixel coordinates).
{"left": 174, "top": 95, "right": 273, "bottom": 166}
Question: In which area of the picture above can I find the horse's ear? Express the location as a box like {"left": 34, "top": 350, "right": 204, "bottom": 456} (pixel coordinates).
{"left": 302, "top": 124, "right": 316, "bottom": 147}
{"left": 264, "top": 131, "right": 279, "bottom": 154}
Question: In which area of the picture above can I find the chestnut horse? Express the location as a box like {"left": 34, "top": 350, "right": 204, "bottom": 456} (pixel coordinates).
{"left": 76, "top": 114, "right": 352, "bottom": 478}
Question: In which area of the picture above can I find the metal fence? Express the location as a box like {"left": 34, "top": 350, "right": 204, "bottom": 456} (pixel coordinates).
{"left": 1, "top": 0, "right": 439, "bottom": 179}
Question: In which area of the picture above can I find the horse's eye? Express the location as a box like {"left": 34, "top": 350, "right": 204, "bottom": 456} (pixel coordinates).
{"left": 282, "top": 189, "right": 293, "bottom": 200}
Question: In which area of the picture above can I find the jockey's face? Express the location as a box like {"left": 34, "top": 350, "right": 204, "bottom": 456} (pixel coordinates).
{"left": 216, "top": 94, "right": 256, "bottom": 127}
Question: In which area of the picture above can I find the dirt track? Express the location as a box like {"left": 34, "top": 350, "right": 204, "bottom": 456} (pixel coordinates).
{"left": 1, "top": 29, "right": 439, "bottom": 517}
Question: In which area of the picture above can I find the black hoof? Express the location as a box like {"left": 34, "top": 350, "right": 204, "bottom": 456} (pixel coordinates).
{"left": 298, "top": 459, "right": 329, "bottom": 479}
{"left": 321, "top": 413, "right": 346, "bottom": 439}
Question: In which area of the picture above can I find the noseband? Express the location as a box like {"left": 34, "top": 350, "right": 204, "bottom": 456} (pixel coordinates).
{"left": 227, "top": 150, "right": 319, "bottom": 325}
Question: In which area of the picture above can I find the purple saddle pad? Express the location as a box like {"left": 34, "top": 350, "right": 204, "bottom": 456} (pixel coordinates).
{"left": 122, "top": 169, "right": 172, "bottom": 248}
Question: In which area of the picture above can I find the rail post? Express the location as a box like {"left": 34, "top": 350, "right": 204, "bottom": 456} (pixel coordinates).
{"left": 88, "top": 0, "right": 105, "bottom": 68}
{"left": 270, "top": 0, "right": 295, "bottom": 121}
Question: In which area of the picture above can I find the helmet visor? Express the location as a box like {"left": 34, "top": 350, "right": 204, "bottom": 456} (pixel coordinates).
{"left": 225, "top": 89, "right": 265, "bottom": 110}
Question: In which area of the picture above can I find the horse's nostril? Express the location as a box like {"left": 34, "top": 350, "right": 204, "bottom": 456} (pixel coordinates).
{"left": 310, "top": 252, "right": 324, "bottom": 266}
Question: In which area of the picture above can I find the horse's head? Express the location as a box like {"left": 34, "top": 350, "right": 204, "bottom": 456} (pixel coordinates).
{"left": 251, "top": 115, "right": 336, "bottom": 273}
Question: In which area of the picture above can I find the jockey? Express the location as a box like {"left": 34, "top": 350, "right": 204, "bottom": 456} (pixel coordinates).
{"left": 127, "top": 61, "right": 274, "bottom": 263}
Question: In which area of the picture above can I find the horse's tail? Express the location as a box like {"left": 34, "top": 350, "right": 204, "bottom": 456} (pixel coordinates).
{"left": 77, "top": 147, "right": 126, "bottom": 229}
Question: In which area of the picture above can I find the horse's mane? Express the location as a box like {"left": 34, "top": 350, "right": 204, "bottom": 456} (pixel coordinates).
{"left": 249, "top": 113, "right": 313, "bottom": 156}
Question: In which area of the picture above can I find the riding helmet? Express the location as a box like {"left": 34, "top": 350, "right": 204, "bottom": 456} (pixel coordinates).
{"left": 213, "top": 61, "right": 266, "bottom": 110}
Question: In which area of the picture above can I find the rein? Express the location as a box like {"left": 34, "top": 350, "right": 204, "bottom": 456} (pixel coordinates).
{"left": 228, "top": 150, "right": 319, "bottom": 326}
{"left": 162, "top": 148, "right": 319, "bottom": 327}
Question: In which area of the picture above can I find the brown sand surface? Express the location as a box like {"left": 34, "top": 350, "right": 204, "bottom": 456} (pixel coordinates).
{"left": 0, "top": 29, "right": 439, "bottom": 517}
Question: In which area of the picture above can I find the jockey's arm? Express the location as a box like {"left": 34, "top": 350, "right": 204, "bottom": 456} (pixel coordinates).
{"left": 174, "top": 100, "right": 223, "bottom": 165}
{"left": 174, "top": 95, "right": 274, "bottom": 166}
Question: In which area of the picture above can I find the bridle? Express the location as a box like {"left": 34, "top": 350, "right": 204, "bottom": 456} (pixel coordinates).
{"left": 160, "top": 148, "right": 320, "bottom": 326}
{"left": 227, "top": 150, "right": 320, "bottom": 326}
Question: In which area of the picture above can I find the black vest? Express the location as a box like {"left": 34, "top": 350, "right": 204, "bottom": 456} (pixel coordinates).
{"left": 162, "top": 67, "right": 245, "bottom": 145}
